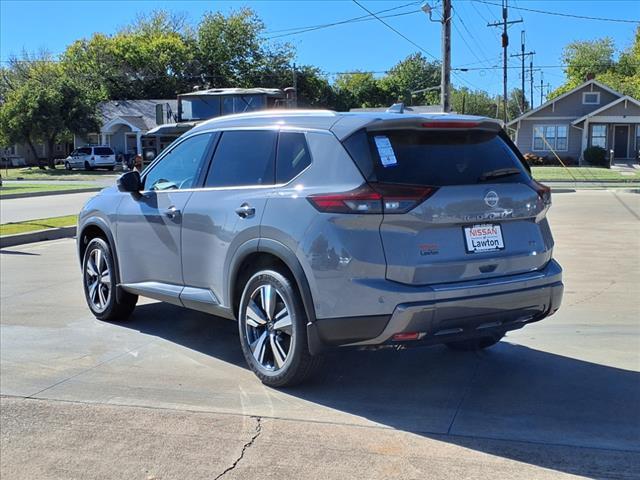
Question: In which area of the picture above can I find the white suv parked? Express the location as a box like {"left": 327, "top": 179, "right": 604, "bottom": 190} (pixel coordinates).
{"left": 65, "top": 146, "right": 116, "bottom": 171}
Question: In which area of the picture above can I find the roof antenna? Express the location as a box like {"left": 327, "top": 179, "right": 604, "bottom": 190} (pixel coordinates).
{"left": 386, "top": 102, "right": 405, "bottom": 114}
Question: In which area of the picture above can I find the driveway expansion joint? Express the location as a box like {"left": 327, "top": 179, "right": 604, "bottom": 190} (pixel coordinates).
{"left": 213, "top": 416, "right": 262, "bottom": 480}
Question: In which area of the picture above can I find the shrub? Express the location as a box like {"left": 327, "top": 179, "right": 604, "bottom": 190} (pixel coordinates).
{"left": 523, "top": 152, "right": 545, "bottom": 166}
{"left": 583, "top": 146, "right": 609, "bottom": 168}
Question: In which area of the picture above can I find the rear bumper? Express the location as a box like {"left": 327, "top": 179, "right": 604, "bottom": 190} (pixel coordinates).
{"left": 310, "top": 259, "right": 563, "bottom": 349}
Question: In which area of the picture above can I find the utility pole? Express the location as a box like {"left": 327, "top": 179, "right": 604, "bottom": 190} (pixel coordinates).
{"left": 422, "top": 1, "right": 451, "bottom": 112}
{"left": 488, "top": 0, "right": 522, "bottom": 124}
{"left": 291, "top": 63, "right": 298, "bottom": 108}
{"left": 441, "top": 0, "right": 452, "bottom": 113}
{"left": 510, "top": 30, "right": 534, "bottom": 112}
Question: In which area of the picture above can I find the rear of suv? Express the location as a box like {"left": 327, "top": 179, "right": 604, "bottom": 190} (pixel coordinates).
{"left": 77, "top": 111, "right": 563, "bottom": 387}
{"left": 66, "top": 146, "right": 116, "bottom": 170}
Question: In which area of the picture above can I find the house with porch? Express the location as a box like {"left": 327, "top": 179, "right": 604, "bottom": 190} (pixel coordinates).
{"left": 508, "top": 79, "right": 640, "bottom": 164}
{"left": 74, "top": 99, "right": 178, "bottom": 161}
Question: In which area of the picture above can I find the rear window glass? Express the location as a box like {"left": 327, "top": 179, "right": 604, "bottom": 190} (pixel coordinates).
{"left": 343, "top": 129, "right": 528, "bottom": 186}
{"left": 276, "top": 132, "right": 311, "bottom": 183}
{"left": 94, "top": 147, "right": 114, "bottom": 155}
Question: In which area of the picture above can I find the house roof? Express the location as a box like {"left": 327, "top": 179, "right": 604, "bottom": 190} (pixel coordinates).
{"left": 506, "top": 79, "right": 624, "bottom": 126}
{"left": 571, "top": 95, "right": 640, "bottom": 124}
{"left": 99, "top": 99, "right": 178, "bottom": 130}
{"left": 180, "top": 88, "right": 285, "bottom": 98}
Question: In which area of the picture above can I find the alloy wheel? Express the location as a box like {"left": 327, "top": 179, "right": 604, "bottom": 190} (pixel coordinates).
{"left": 243, "top": 284, "right": 293, "bottom": 372}
{"left": 85, "top": 248, "right": 111, "bottom": 313}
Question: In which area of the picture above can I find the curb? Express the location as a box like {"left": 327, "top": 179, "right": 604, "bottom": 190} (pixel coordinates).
{"left": 0, "top": 188, "right": 101, "bottom": 200}
{"left": 0, "top": 226, "right": 76, "bottom": 248}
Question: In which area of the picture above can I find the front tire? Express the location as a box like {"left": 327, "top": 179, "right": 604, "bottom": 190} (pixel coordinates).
{"left": 64, "top": 161, "right": 71, "bottom": 170}
{"left": 445, "top": 333, "right": 505, "bottom": 351}
{"left": 82, "top": 238, "right": 137, "bottom": 322}
{"left": 238, "top": 269, "right": 321, "bottom": 387}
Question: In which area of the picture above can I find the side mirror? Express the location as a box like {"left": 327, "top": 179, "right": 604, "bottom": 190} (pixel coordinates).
{"left": 117, "top": 170, "right": 142, "bottom": 192}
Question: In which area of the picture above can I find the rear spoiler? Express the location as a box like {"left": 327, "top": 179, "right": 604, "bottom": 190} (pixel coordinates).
{"left": 364, "top": 117, "right": 502, "bottom": 134}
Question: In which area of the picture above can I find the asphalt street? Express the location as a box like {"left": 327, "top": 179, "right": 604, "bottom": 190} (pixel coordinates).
{"left": 0, "top": 191, "right": 98, "bottom": 223}
{"left": 1, "top": 189, "right": 639, "bottom": 479}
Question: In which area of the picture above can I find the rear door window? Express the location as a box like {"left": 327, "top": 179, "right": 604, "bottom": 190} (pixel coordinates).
{"left": 343, "top": 129, "right": 528, "bottom": 186}
{"left": 94, "top": 147, "right": 114, "bottom": 156}
{"left": 205, "top": 130, "right": 276, "bottom": 187}
{"left": 276, "top": 132, "right": 311, "bottom": 183}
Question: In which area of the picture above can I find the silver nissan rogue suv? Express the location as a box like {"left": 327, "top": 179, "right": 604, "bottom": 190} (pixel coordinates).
{"left": 77, "top": 110, "right": 564, "bottom": 387}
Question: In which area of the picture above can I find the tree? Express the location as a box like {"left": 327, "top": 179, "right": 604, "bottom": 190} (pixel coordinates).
{"left": 195, "top": 8, "right": 294, "bottom": 89}
{"left": 562, "top": 38, "right": 615, "bottom": 82}
{"left": 379, "top": 53, "right": 440, "bottom": 105}
{"left": 62, "top": 11, "right": 196, "bottom": 99}
{"left": 450, "top": 88, "right": 496, "bottom": 117}
{"left": 0, "top": 56, "right": 100, "bottom": 167}
{"left": 549, "top": 28, "right": 639, "bottom": 100}
{"left": 333, "top": 71, "right": 385, "bottom": 110}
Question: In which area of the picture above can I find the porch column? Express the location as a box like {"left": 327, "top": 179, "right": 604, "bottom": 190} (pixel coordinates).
{"left": 135, "top": 131, "right": 142, "bottom": 155}
{"left": 101, "top": 133, "right": 107, "bottom": 145}
{"left": 580, "top": 119, "right": 589, "bottom": 165}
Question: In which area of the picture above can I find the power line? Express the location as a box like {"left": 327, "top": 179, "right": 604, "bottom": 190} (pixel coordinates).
{"left": 473, "top": 0, "right": 640, "bottom": 24}
{"left": 351, "top": 0, "right": 439, "bottom": 60}
{"left": 265, "top": 1, "right": 421, "bottom": 37}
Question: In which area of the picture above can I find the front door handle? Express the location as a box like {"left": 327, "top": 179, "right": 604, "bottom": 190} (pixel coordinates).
{"left": 235, "top": 203, "right": 256, "bottom": 218}
{"left": 164, "top": 206, "right": 181, "bottom": 219}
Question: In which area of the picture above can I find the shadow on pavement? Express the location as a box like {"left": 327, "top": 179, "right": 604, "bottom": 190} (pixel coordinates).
{"left": 121, "top": 302, "right": 640, "bottom": 478}
{"left": 0, "top": 249, "right": 40, "bottom": 256}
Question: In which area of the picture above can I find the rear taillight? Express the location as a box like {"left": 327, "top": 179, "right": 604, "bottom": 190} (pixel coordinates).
{"left": 307, "top": 184, "right": 437, "bottom": 214}
{"left": 531, "top": 180, "right": 551, "bottom": 206}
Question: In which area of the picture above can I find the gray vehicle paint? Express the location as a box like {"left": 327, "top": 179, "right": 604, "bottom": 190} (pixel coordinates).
{"left": 78, "top": 110, "right": 563, "bottom": 350}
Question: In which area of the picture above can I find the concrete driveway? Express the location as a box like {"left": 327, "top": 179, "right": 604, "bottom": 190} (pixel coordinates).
{"left": 1, "top": 189, "right": 639, "bottom": 479}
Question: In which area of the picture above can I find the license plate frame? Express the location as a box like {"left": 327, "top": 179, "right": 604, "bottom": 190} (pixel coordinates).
{"left": 463, "top": 223, "right": 505, "bottom": 253}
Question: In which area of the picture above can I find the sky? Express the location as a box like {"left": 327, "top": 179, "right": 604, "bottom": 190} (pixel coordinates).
{"left": 1, "top": 0, "right": 638, "bottom": 106}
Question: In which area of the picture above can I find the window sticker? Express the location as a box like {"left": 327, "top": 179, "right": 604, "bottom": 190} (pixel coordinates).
{"left": 374, "top": 135, "right": 397, "bottom": 167}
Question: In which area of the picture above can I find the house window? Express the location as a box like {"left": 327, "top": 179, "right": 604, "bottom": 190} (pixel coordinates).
{"left": 636, "top": 125, "right": 640, "bottom": 156}
{"left": 582, "top": 92, "right": 600, "bottom": 105}
{"left": 533, "top": 124, "right": 568, "bottom": 151}
{"left": 591, "top": 125, "right": 607, "bottom": 149}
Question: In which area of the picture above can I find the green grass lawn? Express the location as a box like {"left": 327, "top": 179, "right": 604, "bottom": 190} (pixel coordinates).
{"left": 0, "top": 214, "right": 77, "bottom": 236}
{"left": 1, "top": 165, "right": 117, "bottom": 181}
{"left": 0, "top": 183, "right": 96, "bottom": 196}
{"left": 532, "top": 166, "right": 640, "bottom": 182}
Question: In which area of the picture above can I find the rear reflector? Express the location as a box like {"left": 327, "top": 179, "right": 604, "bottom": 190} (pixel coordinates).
{"left": 392, "top": 332, "right": 421, "bottom": 341}
{"left": 421, "top": 121, "right": 480, "bottom": 129}
{"left": 308, "top": 183, "right": 437, "bottom": 214}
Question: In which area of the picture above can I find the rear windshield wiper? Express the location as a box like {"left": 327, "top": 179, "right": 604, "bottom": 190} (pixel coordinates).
{"left": 478, "top": 168, "right": 522, "bottom": 182}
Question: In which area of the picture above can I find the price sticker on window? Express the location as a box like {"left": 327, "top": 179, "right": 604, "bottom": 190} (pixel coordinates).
{"left": 374, "top": 135, "right": 397, "bottom": 167}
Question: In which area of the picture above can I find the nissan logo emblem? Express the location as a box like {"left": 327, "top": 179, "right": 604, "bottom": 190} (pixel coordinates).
{"left": 484, "top": 191, "right": 499, "bottom": 208}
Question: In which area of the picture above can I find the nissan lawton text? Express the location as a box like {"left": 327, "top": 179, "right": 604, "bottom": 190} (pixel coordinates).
{"left": 77, "top": 111, "right": 564, "bottom": 387}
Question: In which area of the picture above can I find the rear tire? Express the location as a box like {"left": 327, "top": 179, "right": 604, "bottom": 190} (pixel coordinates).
{"left": 84, "top": 161, "right": 92, "bottom": 171}
{"left": 82, "top": 238, "right": 137, "bottom": 322}
{"left": 106, "top": 166, "right": 114, "bottom": 171}
{"left": 238, "top": 269, "right": 322, "bottom": 387}
{"left": 445, "top": 333, "right": 505, "bottom": 351}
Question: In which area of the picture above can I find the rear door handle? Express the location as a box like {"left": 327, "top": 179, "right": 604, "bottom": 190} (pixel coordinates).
{"left": 164, "top": 206, "right": 181, "bottom": 219}
{"left": 235, "top": 203, "right": 255, "bottom": 218}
